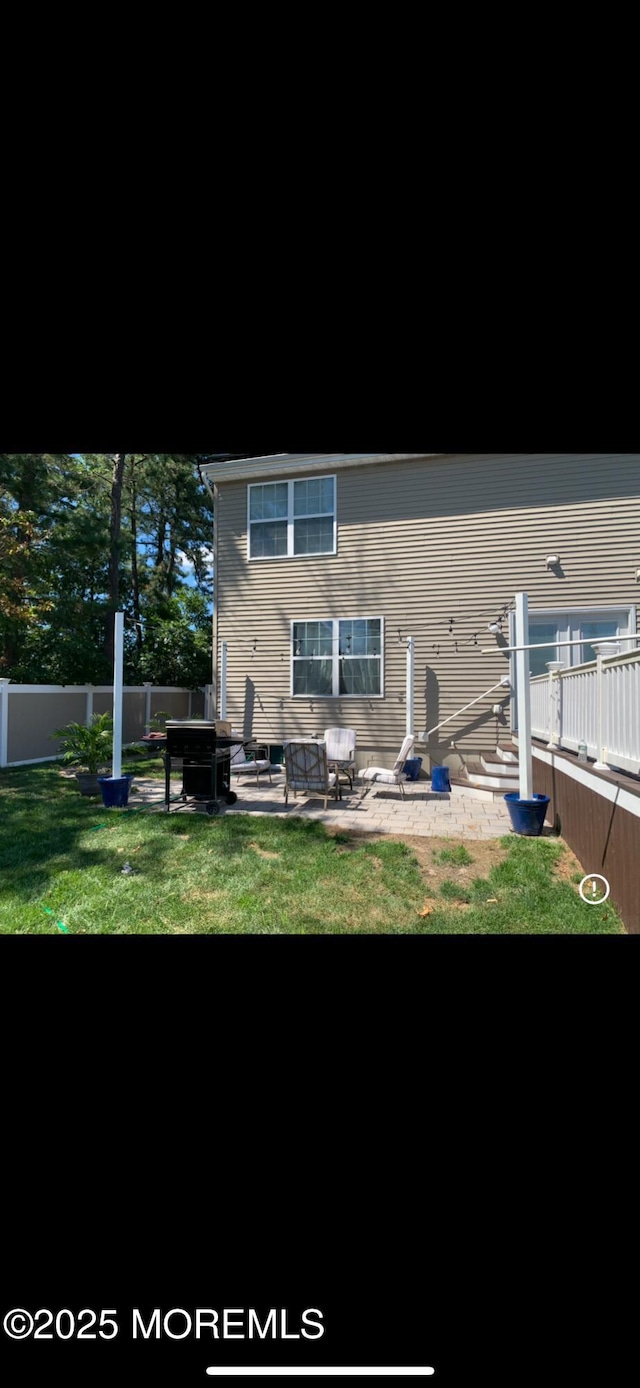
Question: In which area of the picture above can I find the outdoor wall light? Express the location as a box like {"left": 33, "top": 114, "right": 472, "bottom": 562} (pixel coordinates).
{"left": 488, "top": 622, "right": 501, "bottom": 635}
{"left": 546, "top": 554, "right": 560, "bottom": 569}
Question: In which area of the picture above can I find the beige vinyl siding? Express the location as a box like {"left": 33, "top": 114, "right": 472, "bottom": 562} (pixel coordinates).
{"left": 214, "top": 455, "right": 640, "bottom": 770}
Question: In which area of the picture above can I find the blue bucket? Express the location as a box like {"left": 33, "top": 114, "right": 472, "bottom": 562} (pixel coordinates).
{"left": 431, "top": 765, "right": 451, "bottom": 792}
{"left": 404, "top": 757, "right": 423, "bottom": 782}
{"left": 504, "top": 793, "right": 550, "bottom": 836}
{"left": 98, "top": 775, "right": 134, "bottom": 809}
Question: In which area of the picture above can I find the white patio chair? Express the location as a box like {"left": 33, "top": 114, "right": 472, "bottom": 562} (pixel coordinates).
{"left": 282, "top": 740, "right": 338, "bottom": 811}
{"left": 323, "top": 726, "right": 356, "bottom": 791}
{"left": 360, "top": 735, "right": 415, "bottom": 800}
{"left": 228, "top": 733, "right": 274, "bottom": 785}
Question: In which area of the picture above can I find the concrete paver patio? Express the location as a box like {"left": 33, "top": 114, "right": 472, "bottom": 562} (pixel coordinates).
{"left": 128, "top": 771, "right": 512, "bottom": 840}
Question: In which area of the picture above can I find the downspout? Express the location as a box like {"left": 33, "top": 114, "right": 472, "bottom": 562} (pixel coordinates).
{"left": 199, "top": 464, "right": 218, "bottom": 717}
{"left": 406, "top": 637, "right": 415, "bottom": 738}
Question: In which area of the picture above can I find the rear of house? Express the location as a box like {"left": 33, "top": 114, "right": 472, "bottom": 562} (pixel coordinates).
{"left": 201, "top": 453, "right": 639, "bottom": 775}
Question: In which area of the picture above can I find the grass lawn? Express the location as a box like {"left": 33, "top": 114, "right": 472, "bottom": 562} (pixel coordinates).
{"left": 0, "top": 764, "right": 625, "bottom": 935}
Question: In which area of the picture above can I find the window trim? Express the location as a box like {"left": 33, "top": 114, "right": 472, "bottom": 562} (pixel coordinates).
{"left": 527, "top": 605, "right": 636, "bottom": 666}
{"left": 509, "top": 604, "right": 637, "bottom": 713}
{"left": 247, "top": 474, "right": 337, "bottom": 561}
{"left": 290, "top": 617, "right": 385, "bottom": 699}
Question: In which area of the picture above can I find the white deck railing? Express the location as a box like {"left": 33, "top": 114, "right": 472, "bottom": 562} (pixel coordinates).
{"left": 529, "top": 648, "right": 640, "bottom": 774}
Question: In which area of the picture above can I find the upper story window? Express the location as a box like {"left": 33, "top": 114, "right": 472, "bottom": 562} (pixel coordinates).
{"left": 248, "top": 475, "right": 336, "bottom": 560}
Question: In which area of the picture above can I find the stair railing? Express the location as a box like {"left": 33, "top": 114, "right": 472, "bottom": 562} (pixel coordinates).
{"left": 419, "top": 678, "right": 511, "bottom": 742}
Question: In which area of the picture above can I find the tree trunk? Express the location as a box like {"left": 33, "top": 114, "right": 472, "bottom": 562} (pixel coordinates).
{"left": 156, "top": 514, "right": 166, "bottom": 568}
{"left": 105, "top": 453, "right": 126, "bottom": 669}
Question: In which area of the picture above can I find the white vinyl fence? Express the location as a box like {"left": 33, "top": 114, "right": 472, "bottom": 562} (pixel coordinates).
{"left": 529, "top": 648, "right": 640, "bottom": 774}
{"left": 0, "top": 683, "right": 205, "bottom": 768}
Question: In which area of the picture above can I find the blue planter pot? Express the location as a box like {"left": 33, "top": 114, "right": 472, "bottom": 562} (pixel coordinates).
{"left": 504, "top": 793, "right": 550, "bottom": 836}
{"left": 431, "top": 765, "right": 451, "bottom": 792}
{"left": 404, "top": 757, "right": 423, "bottom": 782}
{"left": 98, "top": 775, "right": 134, "bottom": 809}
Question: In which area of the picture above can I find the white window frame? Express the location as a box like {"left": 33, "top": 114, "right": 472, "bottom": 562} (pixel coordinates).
{"left": 247, "top": 474, "right": 337, "bottom": 561}
{"left": 510, "top": 605, "right": 637, "bottom": 671}
{"left": 290, "top": 617, "right": 385, "bottom": 699}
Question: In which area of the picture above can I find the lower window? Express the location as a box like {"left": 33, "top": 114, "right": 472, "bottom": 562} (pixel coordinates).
{"left": 292, "top": 618, "right": 383, "bottom": 697}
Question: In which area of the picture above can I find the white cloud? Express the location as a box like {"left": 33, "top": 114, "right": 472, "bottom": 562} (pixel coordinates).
{"left": 177, "top": 546, "right": 213, "bottom": 573}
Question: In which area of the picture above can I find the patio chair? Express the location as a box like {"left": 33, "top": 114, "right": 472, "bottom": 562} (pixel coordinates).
{"left": 282, "top": 739, "right": 339, "bottom": 811}
{"left": 324, "top": 726, "right": 356, "bottom": 791}
{"left": 360, "top": 735, "right": 415, "bottom": 801}
{"left": 228, "top": 734, "right": 274, "bottom": 785}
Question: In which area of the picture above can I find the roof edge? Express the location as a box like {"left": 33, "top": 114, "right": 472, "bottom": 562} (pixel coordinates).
{"left": 201, "top": 453, "right": 447, "bottom": 483}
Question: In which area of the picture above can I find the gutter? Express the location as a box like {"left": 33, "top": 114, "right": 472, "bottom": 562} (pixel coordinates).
{"left": 200, "top": 453, "right": 446, "bottom": 484}
{"left": 199, "top": 464, "right": 219, "bottom": 704}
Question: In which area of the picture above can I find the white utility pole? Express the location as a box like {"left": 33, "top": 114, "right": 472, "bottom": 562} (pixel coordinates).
{"left": 515, "top": 593, "right": 533, "bottom": 800}
{"left": 112, "top": 611, "right": 124, "bottom": 779}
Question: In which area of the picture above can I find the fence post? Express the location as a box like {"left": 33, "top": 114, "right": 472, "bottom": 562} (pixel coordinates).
{"left": 143, "top": 683, "right": 152, "bottom": 734}
{"left": 546, "top": 662, "right": 565, "bottom": 749}
{"left": 0, "top": 680, "right": 9, "bottom": 768}
{"left": 85, "top": 684, "right": 94, "bottom": 727}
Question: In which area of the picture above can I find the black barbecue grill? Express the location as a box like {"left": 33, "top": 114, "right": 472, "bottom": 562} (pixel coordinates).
{"left": 164, "top": 721, "right": 239, "bottom": 815}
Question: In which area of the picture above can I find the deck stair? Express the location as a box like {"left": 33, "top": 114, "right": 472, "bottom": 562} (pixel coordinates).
{"left": 450, "top": 745, "right": 521, "bottom": 801}
{"left": 480, "top": 755, "right": 519, "bottom": 777}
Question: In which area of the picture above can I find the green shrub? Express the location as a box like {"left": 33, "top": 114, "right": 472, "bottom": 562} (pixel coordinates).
{"left": 51, "top": 712, "right": 113, "bottom": 774}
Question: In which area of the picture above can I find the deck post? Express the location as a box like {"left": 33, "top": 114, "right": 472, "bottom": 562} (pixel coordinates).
{"left": 592, "top": 643, "right": 616, "bottom": 770}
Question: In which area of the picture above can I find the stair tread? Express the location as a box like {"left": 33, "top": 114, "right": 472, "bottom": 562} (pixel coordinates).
{"left": 462, "top": 763, "right": 518, "bottom": 784}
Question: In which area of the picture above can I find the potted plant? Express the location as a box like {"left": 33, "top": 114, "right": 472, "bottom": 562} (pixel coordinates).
{"left": 51, "top": 712, "right": 114, "bottom": 796}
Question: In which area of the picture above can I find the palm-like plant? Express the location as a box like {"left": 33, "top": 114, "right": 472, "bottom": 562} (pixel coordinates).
{"left": 52, "top": 712, "right": 113, "bottom": 774}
